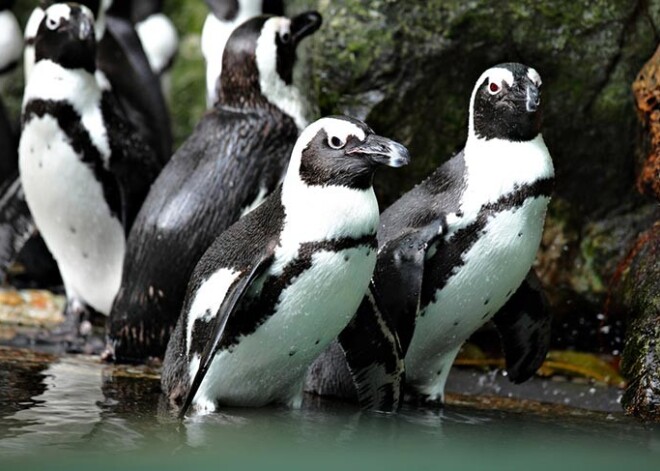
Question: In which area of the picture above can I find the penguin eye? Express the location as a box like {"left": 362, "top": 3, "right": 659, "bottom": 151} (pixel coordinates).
{"left": 280, "top": 31, "right": 291, "bottom": 44}
{"left": 488, "top": 81, "right": 501, "bottom": 94}
{"left": 328, "top": 136, "right": 345, "bottom": 149}
{"left": 46, "top": 16, "right": 60, "bottom": 30}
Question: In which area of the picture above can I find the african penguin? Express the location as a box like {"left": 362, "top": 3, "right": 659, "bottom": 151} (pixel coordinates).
{"left": 19, "top": 4, "right": 160, "bottom": 333}
{"left": 0, "top": 0, "right": 23, "bottom": 93}
{"left": 107, "top": 0, "right": 178, "bottom": 96}
{"left": 315, "top": 63, "right": 555, "bottom": 411}
{"left": 161, "top": 115, "right": 410, "bottom": 415}
{"left": 202, "top": 0, "right": 284, "bottom": 107}
{"left": 0, "top": 0, "right": 23, "bottom": 182}
{"left": 106, "top": 11, "right": 321, "bottom": 363}
{"left": 24, "top": 0, "right": 112, "bottom": 83}
{"left": 25, "top": 0, "right": 173, "bottom": 165}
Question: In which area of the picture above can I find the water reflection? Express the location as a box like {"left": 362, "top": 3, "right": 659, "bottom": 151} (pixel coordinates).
{"left": 0, "top": 351, "right": 658, "bottom": 469}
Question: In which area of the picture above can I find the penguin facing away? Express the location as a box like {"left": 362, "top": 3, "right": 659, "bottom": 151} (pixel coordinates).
{"left": 106, "top": 0, "right": 178, "bottom": 96}
{"left": 19, "top": 4, "right": 160, "bottom": 327}
{"left": 0, "top": 0, "right": 23, "bottom": 93}
{"left": 162, "top": 116, "right": 410, "bottom": 415}
{"left": 107, "top": 12, "right": 322, "bottom": 363}
{"left": 202, "top": 0, "right": 284, "bottom": 107}
{"left": 316, "top": 63, "right": 555, "bottom": 411}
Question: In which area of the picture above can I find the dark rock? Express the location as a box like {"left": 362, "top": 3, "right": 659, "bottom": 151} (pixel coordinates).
{"left": 613, "top": 223, "right": 660, "bottom": 421}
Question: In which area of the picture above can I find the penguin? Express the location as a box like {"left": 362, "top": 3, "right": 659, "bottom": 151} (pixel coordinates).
{"left": 25, "top": 0, "right": 172, "bottom": 164}
{"left": 19, "top": 4, "right": 161, "bottom": 335}
{"left": 106, "top": 11, "right": 322, "bottom": 363}
{"left": 316, "top": 63, "right": 555, "bottom": 411}
{"left": 0, "top": 0, "right": 23, "bottom": 92}
{"left": 106, "top": 0, "right": 178, "bottom": 96}
{"left": 202, "top": 0, "right": 284, "bottom": 107}
{"left": 161, "top": 115, "right": 410, "bottom": 415}
{"left": 0, "top": 0, "right": 23, "bottom": 184}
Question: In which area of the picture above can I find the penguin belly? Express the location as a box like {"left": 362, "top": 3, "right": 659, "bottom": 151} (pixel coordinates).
{"left": 191, "top": 246, "right": 376, "bottom": 410}
{"left": 405, "top": 195, "right": 550, "bottom": 398}
{"left": 19, "top": 116, "right": 125, "bottom": 314}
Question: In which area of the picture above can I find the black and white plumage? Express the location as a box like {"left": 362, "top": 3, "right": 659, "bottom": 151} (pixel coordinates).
{"left": 107, "top": 12, "right": 321, "bottom": 362}
{"left": 202, "top": 0, "right": 284, "bottom": 107}
{"left": 0, "top": 0, "right": 23, "bottom": 92}
{"left": 25, "top": 0, "right": 172, "bottom": 164}
{"left": 322, "top": 63, "right": 555, "bottom": 411}
{"left": 162, "top": 116, "right": 410, "bottom": 415}
{"left": 106, "top": 0, "right": 178, "bottom": 95}
{"left": 19, "top": 4, "right": 160, "bottom": 320}
{"left": 0, "top": 0, "right": 23, "bottom": 184}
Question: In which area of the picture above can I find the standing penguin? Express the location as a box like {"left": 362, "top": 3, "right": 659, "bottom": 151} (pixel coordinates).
{"left": 107, "top": 12, "right": 321, "bottom": 362}
{"left": 162, "top": 116, "right": 410, "bottom": 415}
{"left": 202, "top": 0, "right": 284, "bottom": 107}
{"left": 25, "top": 0, "right": 172, "bottom": 164}
{"left": 0, "top": 0, "right": 23, "bottom": 183}
{"left": 107, "top": 0, "right": 178, "bottom": 96}
{"left": 315, "top": 63, "right": 555, "bottom": 411}
{"left": 19, "top": 4, "right": 160, "bottom": 336}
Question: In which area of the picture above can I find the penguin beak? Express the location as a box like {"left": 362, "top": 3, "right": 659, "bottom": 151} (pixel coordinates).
{"left": 525, "top": 83, "right": 541, "bottom": 113}
{"left": 347, "top": 134, "right": 411, "bottom": 168}
{"left": 290, "top": 11, "right": 322, "bottom": 45}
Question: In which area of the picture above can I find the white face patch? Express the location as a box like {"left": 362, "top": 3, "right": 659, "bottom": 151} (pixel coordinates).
{"left": 255, "top": 17, "right": 310, "bottom": 130}
{"left": 467, "top": 67, "right": 516, "bottom": 137}
{"left": 284, "top": 117, "right": 367, "bottom": 179}
{"left": 44, "top": 4, "right": 73, "bottom": 28}
{"left": 527, "top": 67, "right": 542, "bottom": 87}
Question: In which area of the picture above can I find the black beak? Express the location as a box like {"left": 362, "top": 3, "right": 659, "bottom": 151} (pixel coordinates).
{"left": 525, "top": 83, "right": 541, "bottom": 113}
{"left": 347, "top": 134, "right": 411, "bottom": 168}
{"left": 290, "top": 11, "right": 322, "bottom": 45}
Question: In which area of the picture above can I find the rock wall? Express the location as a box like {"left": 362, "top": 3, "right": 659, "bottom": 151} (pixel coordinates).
{"left": 288, "top": 0, "right": 660, "bottom": 352}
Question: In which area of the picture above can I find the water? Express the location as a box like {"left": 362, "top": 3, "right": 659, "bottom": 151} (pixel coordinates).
{"left": 0, "top": 348, "right": 659, "bottom": 471}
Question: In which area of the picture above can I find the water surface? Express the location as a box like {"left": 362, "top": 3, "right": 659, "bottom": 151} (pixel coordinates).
{"left": 0, "top": 348, "right": 658, "bottom": 470}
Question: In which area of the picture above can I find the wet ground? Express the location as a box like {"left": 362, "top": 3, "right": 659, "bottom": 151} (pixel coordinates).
{"left": 0, "top": 290, "right": 658, "bottom": 470}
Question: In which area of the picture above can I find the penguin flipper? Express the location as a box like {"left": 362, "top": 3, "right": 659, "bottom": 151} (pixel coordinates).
{"left": 493, "top": 270, "right": 551, "bottom": 384}
{"left": 99, "top": 15, "right": 172, "bottom": 164}
{"left": 0, "top": 176, "right": 37, "bottom": 282}
{"left": 372, "top": 220, "right": 444, "bottom": 353}
{"left": 179, "top": 254, "right": 274, "bottom": 418}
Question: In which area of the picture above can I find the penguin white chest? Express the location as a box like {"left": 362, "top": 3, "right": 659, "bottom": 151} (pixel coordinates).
{"left": 405, "top": 195, "right": 550, "bottom": 388}
{"left": 190, "top": 245, "right": 377, "bottom": 410}
{"left": 19, "top": 115, "right": 125, "bottom": 314}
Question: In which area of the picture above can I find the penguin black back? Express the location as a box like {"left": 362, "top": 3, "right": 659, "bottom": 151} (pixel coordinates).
{"left": 107, "top": 12, "right": 322, "bottom": 363}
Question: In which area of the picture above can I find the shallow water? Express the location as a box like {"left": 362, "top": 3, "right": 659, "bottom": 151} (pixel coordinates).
{"left": 0, "top": 348, "right": 658, "bottom": 471}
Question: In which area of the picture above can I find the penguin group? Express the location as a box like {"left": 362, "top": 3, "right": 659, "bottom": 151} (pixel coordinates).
{"left": 0, "top": 1, "right": 554, "bottom": 417}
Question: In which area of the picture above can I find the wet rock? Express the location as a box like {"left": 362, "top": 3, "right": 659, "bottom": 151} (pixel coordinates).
{"left": 632, "top": 45, "right": 660, "bottom": 200}
{"left": 611, "top": 223, "right": 660, "bottom": 421}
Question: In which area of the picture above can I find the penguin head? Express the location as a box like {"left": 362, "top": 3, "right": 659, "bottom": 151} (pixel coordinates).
{"left": 217, "top": 11, "right": 322, "bottom": 119}
{"left": 38, "top": 0, "right": 112, "bottom": 40}
{"left": 286, "top": 116, "right": 411, "bottom": 190}
{"left": 35, "top": 3, "right": 97, "bottom": 74}
{"left": 469, "top": 63, "right": 543, "bottom": 142}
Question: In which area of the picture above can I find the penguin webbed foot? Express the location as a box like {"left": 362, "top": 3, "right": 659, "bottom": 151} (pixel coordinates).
{"left": 32, "top": 300, "right": 105, "bottom": 354}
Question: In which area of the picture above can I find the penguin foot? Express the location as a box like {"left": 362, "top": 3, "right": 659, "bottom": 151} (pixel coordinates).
{"left": 18, "top": 301, "right": 107, "bottom": 355}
